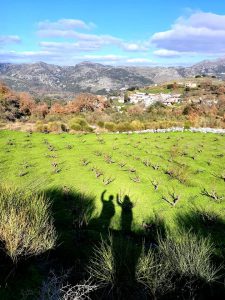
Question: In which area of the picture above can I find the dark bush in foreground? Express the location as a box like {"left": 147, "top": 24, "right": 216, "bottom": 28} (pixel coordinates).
{"left": 136, "top": 232, "right": 221, "bottom": 299}
{"left": 0, "top": 184, "right": 57, "bottom": 262}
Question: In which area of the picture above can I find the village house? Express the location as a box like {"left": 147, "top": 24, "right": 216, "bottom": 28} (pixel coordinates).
{"left": 128, "top": 92, "right": 182, "bottom": 106}
{"left": 185, "top": 82, "right": 197, "bottom": 88}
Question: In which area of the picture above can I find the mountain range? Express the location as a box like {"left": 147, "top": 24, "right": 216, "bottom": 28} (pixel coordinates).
{"left": 0, "top": 57, "right": 225, "bottom": 96}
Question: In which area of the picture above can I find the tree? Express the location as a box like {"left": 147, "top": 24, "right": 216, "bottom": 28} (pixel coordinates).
{"left": 124, "top": 92, "right": 130, "bottom": 103}
{"left": 49, "top": 103, "right": 65, "bottom": 114}
{"left": 127, "top": 104, "right": 144, "bottom": 116}
{"left": 66, "top": 93, "right": 108, "bottom": 113}
{"left": 0, "top": 83, "right": 21, "bottom": 121}
{"left": 18, "top": 92, "right": 35, "bottom": 115}
{"left": 33, "top": 103, "right": 49, "bottom": 118}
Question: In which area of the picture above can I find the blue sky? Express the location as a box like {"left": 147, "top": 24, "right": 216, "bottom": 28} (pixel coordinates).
{"left": 1, "top": 0, "right": 225, "bottom": 66}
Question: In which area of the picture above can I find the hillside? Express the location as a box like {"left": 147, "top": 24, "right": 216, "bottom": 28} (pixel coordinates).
{"left": 0, "top": 61, "right": 153, "bottom": 95}
{"left": 0, "top": 57, "right": 225, "bottom": 96}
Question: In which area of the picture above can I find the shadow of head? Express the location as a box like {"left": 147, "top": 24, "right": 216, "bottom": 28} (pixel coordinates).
{"left": 109, "top": 195, "right": 114, "bottom": 201}
{"left": 117, "top": 194, "right": 134, "bottom": 212}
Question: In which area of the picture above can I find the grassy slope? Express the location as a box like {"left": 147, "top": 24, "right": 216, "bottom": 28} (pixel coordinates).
{"left": 138, "top": 86, "right": 184, "bottom": 94}
{"left": 0, "top": 130, "right": 224, "bottom": 234}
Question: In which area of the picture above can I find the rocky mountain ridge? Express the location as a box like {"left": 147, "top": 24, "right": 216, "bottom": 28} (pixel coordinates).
{"left": 0, "top": 57, "right": 224, "bottom": 96}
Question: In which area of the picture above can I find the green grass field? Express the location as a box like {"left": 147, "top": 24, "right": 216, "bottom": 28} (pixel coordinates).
{"left": 0, "top": 129, "right": 225, "bottom": 299}
{"left": 0, "top": 129, "right": 224, "bottom": 236}
{"left": 138, "top": 86, "right": 184, "bottom": 94}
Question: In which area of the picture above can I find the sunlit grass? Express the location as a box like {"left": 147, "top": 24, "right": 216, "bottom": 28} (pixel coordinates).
{"left": 0, "top": 129, "right": 224, "bottom": 237}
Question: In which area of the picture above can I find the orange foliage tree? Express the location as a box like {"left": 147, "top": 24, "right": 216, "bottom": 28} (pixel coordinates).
{"left": 66, "top": 93, "right": 108, "bottom": 113}
{"left": 49, "top": 103, "right": 66, "bottom": 114}
{"left": 127, "top": 104, "right": 144, "bottom": 116}
{"left": 33, "top": 103, "right": 49, "bottom": 118}
{"left": 18, "top": 92, "right": 35, "bottom": 115}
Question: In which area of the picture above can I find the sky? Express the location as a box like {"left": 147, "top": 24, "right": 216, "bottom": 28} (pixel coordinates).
{"left": 1, "top": 0, "right": 225, "bottom": 66}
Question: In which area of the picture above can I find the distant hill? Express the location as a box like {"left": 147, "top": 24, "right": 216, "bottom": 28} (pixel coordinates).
{"left": 0, "top": 57, "right": 224, "bottom": 96}
{"left": 183, "top": 57, "right": 225, "bottom": 77}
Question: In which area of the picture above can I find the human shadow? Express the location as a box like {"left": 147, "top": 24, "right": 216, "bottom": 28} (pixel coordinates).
{"left": 87, "top": 191, "right": 144, "bottom": 299}
{"left": 116, "top": 194, "right": 133, "bottom": 234}
{"left": 108, "top": 194, "right": 143, "bottom": 299}
{"left": 91, "top": 193, "right": 168, "bottom": 299}
{"left": 89, "top": 190, "right": 115, "bottom": 232}
{"left": 3, "top": 184, "right": 224, "bottom": 300}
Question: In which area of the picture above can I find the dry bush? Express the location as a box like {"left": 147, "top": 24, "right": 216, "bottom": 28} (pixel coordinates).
{"left": 47, "top": 121, "right": 63, "bottom": 132}
{"left": 136, "top": 245, "right": 174, "bottom": 298}
{"left": 22, "top": 271, "right": 98, "bottom": 300}
{"left": 130, "top": 120, "right": 145, "bottom": 130}
{"left": 70, "top": 123, "right": 82, "bottom": 131}
{"left": 88, "top": 237, "right": 115, "bottom": 287}
{"left": 104, "top": 122, "right": 116, "bottom": 132}
{"left": 165, "top": 164, "right": 190, "bottom": 184}
{"left": 35, "top": 120, "right": 48, "bottom": 132}
{"left": 69, "top": 117, "right": 93, "bottom": 132}
{"left": 127, "top": 104, "right": 144, "bottom": 116}
{"left": 158, "top": 233, "right": 220, "bottom": 283}
{"left": 137, "top": 232, "right": 220, "bottom": 298}
{"left": 0, "top": 184, "right": 57, "bottom": 262}
{"left": 116, "top": 122, "right": 133, "bottom": 132}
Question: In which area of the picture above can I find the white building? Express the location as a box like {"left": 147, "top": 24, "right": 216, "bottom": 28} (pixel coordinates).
{"left": 129, "top": 93, "right": 181, "bottom": 106}
{"left": 185, "top": 82, "right": 197, "bottom": 88}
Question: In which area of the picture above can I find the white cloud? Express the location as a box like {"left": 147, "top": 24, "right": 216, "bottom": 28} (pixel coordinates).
{"left": 153, "top": 49, "right": 182, "bottom": 57}
{"left": 38, "top": 19, "right": 94, "bottom": 30}
{"left": 37, "top": 18, "right": 150, "bottom": 54}
{"left": 0, "top": 49, "right": 156, "bottom": 66}
{"left": 0, "top": 35, "right": 21, "bottom": 46}
{"left": 39, "top": 41, "right": 102, "bottom": 52}
{"left": 126, "top": 58, "right": 153, "bottom": 64}
{"left": 0, "top": 50, "right": 62, "bottom": 64}
{"left": 121, "top": 42, "right": 148, "bottom": 52}
{"left": 151, "top": 12, "right": 225, "bottom": 55}
{"left": 82, "top": 55, "right": 154, "bottom": 65}
{"left": 83, "top": 54, "right": 125, "bottom": 62}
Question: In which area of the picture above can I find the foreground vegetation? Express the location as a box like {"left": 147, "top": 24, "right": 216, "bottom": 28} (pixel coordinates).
{"left": 0, "top": 129, "right": 224, "bottom": 299}
{"left": 0, "top": 79, "right": 225, "bottom": 133}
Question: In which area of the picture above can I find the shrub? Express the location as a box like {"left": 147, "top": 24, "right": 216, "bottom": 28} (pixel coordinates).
{"left": 144, "top": 122, "right": 157, "bottom": 130}
{"left": 127, "top": 104, "right": 144, "bottom": 116}
{"left": 47, "top": 121, "right": 62, "bottom": 132}
{"left": 88, "top": 237, "right": 115, "bottom": 287}
{"left": 97, "top": 121, "right": 105, "bottom": 128}
{"left": 136, "top": 245, "right": 174, "bottom": 298}
{"left": 166, "top": 164, "right": 190, "bottom": 184}
{"left": 158, "top": 233, "right": 220, "bottom": 283}
{"left": 83, "top": 125, "right": 94, "bottom": 132}
{"left": 70, "top": 123, "right": 82, "bottom": 131}
{"left": 0, "top": 184, "right": 57, "bottom": 262}
{"left": 0, "top": 121, "right": 6, "bottom": 128}
{"left": 60, "top": 123, "right": 67, "bottom": 132}
{"left": 116, "top": 122, "right": 133, "bottom": 132}
{"left": 184, "top": 121, "right": 191, "bottom": 129}
{"left": 35, "top": 120, "right": 48, "bottom": 132}
{"left": 137, "top": 233, "right": 220, "bottom": 297}
{"left": 69, "top": 117, "right": 93, "bottom": 132}
{"left": 130, "top": 120, "right": 145, "bottom": 130}
{"left": 104, "top": 122, "right": 116, "bottom": 131}
{"left": 69, "top": 117, "right": 88, "bottom": 128}
{"left": 23, "top": 271, "right": 98, "bottom": 300}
